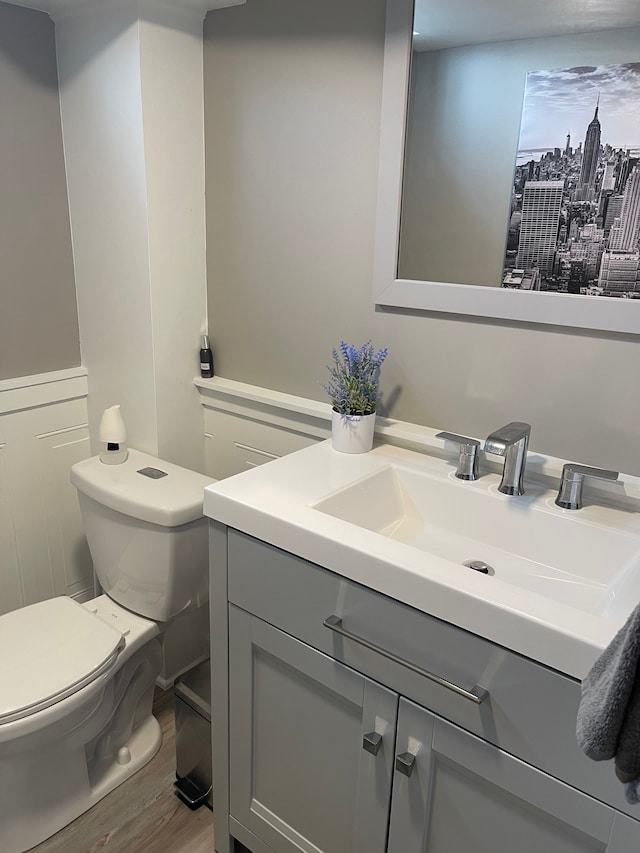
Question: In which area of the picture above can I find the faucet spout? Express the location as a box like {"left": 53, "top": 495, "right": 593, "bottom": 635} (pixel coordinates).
{"left": 484, "top": 422, "right": 531, "bottom": 496}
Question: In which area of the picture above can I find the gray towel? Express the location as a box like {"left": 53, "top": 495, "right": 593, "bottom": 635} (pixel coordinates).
{"left": 577, "top": 603, "right": 640, "bottom": 800}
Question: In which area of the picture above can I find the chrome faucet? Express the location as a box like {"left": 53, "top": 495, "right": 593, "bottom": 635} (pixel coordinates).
{"left": 484, "top": 422, "right": 531, "bottom": 496}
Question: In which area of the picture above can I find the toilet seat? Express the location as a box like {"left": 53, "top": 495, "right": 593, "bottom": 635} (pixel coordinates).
{"left": 0, "top": 597, "right": 125, "bottom": 725}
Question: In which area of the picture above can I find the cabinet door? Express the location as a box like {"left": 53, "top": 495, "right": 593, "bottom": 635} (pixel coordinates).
{"left": 229, "top": 606, "right": 398, "bottom": 853}
{"left": 387, "top": 698, "right": 640, "bottom": 853}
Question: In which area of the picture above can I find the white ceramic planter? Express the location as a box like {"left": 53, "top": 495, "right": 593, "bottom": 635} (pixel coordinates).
{"left": 331, "top": 410, "right": 376, "bottom": 454}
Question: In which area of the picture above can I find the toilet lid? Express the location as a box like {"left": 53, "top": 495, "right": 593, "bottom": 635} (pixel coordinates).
{"left": 0, "top": 597, "right": 125, "bottom": 724}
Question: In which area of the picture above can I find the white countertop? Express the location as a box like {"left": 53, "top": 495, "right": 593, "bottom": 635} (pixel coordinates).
{"left": 204, "top": 440, "right": 640, "bottom": 680}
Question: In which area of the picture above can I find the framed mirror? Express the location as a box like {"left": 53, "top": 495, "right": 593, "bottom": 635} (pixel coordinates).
{"left": 373, "top": 0, "right": 640, "bottom": 333}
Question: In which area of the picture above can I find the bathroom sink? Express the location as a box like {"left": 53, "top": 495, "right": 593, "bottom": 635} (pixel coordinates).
{"left": 312, "top": 463, "right": 640, "bottom": 616}
{"left": 204, "top": 438, "right": 640, "bottom": 678}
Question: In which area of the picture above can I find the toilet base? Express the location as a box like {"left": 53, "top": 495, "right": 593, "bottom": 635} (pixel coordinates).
{"left": 87, "top": 712, "right": 162, "bottom": 810}
{"left": 19, "top": 715, "right": 162, "bottom": 853}
{"left": 1, "top": 629, "right": 163, "bottom": 853}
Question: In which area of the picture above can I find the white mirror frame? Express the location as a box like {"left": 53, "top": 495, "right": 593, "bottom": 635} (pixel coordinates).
{"left": 372, "top": 0, "right": 640, "bottom": 334}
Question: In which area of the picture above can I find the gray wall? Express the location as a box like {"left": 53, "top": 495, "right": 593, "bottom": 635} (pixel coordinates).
{"left": 0, "top": 2, "right": 80, "bottom": 381}
{"left": 203, "top": 0, "right": 640, "bottom": 477}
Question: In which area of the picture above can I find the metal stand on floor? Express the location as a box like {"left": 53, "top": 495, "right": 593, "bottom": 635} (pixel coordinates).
{"left": 173, "top": 660, "right": 213, "bottom": 810}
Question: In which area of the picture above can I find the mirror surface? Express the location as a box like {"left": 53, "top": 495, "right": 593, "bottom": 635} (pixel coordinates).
{"left": 373, "top": 0, "right": 640, "bottom": 332}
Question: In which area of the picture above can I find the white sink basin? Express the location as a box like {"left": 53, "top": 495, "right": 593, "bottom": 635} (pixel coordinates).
{"left": 312, "top": 463, "right": 640, "bottom": 616}
{"left": 204, "top": 438, "right": 640, "bottom": 678}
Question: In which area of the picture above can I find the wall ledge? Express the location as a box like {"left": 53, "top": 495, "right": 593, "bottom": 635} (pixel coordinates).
{"left": 0, "top": 367, "right": 88, "bottom": 415}
{"left": 195, "top": 375, "right": 331, "bottom": 421}
{"left": 195, "top": 375, "right": 640, "bottom": 502}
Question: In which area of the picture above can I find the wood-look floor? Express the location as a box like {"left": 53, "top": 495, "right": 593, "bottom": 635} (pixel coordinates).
{"left": 34, "top": 688, "right": 215, "bottom": 853}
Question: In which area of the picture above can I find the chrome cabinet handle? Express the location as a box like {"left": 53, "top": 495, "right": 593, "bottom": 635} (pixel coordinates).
{"left": 395, "top": 752, "right": 416, "bottom": 777}
{"left": 323, "top": 615, "right": 488, "bottom": 705}
{"left": 362, "top": 732, "right": 382, "bottom": 756}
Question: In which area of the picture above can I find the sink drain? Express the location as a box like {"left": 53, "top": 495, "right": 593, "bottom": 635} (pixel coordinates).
{"left": 463, "top": 559, "right": 494, "bottom": 575}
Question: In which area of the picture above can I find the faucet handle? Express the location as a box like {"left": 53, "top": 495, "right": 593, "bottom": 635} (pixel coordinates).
{"left": 555, "top": 463, "right": 619, "bottom": 510}
{"left": 436, "top": 431, "right": 481, "bottom": 481}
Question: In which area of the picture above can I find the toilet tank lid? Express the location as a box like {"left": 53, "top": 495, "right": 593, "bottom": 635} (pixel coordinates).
{"left": 0, "top": 597, "right": 124, "bottom": 724}
{"left": 71, "top": 449, "right": 217, "bottom": 527}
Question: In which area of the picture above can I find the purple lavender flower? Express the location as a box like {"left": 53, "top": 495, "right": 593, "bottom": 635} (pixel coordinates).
{"left": 320, "top": 340, "right": 388, "bottom": 415}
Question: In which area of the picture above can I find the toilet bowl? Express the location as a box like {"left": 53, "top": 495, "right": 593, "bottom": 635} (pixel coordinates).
{"left": 0, "top": 450, "right": 214, "bottom": 853}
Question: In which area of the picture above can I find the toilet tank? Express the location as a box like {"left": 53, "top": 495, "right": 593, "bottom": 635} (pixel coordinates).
{"left": 71, "top": 450, "right": 216, "bottom": 622}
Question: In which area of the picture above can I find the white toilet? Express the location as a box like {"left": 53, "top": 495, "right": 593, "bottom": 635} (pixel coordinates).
{"left": 0, "top": 449, "right": 215, "bottom": 853}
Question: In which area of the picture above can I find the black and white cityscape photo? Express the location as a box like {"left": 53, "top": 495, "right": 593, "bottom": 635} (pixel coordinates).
{"left": 504, "top": 62, "right": 640, "bottom": 298}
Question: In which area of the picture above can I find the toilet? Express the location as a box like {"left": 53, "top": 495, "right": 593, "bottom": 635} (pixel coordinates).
{"left": 0, "top": 449, "right": 215, "bottom": 853}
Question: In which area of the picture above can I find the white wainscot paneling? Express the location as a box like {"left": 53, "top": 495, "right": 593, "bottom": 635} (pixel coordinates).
{"left": 196, "top": 378, "right": 331, "bottom": 479}
{"left": 0, "top": 443, "right": 22, "bottom": 615}
{"left": 195, "top": 376, "right": 474, "bottom": 480}
{"left": 0, "top": 369, "right": 92, "bottom": 615}
{"left": 195, "top": 376, "right": 466, "bottom": 480}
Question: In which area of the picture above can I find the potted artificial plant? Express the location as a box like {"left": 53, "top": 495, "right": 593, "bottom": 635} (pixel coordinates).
{"left": 321, "top": 340, "right": 388, "bottom": 454}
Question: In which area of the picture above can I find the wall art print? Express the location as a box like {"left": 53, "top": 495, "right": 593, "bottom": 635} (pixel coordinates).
{"left": 503, "top": 62, "right": 640, "bottom": 300}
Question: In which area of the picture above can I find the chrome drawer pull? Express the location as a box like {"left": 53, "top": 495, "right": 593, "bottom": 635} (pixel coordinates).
{"left": 395, "top": 752, "right": 416, "bottom": 777}
{"left": 362, "top": 732, "right": 383, "bottom": 756}
{"left": 323, "top": 615, "right": 488, "bottom": 705}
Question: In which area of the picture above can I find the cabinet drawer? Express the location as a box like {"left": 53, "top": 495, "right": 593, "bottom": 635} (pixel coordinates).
{"left": 227, "top": 529, "right": 637, "bottom": 820}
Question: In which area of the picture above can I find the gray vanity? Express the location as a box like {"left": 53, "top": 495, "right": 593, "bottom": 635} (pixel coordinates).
{"left": 206, "top": 439, "right": 640, "bottom": 853}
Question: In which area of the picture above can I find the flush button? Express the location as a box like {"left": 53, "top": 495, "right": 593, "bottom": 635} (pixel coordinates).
{"left": 137, "top": 467, "right": 168, "bottom": 479}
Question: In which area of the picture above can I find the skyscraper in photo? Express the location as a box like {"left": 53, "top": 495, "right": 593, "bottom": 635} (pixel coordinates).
{"left": 601, "top": 161, "right": 616, "bottom": 193}
{"left": 609, "top": 167, "right": 640, "bottom": 252}
{"left": 577, "top": 98, "right": 601, "bottom": 202}
{"left": 517, "top": 180, "right": 564, "bottom": 274}
{"left": 598, "top": 250, "right": 640, "bottom": 293}
{"left": 614, "top": 152, "right": 638, "bottom": 194}
{"left": 604, "top": 195, "right": 624, "bottom": 235}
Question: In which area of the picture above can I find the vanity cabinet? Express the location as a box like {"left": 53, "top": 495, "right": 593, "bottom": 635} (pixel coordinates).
{"left": 229, "top": 607, "right": 396, "bottom": 853}
{"left": 388, "top": 698, "right": 635, "bottom": 853}
{"left": 210, "top": 526, "right": 640, "bottom": 853}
